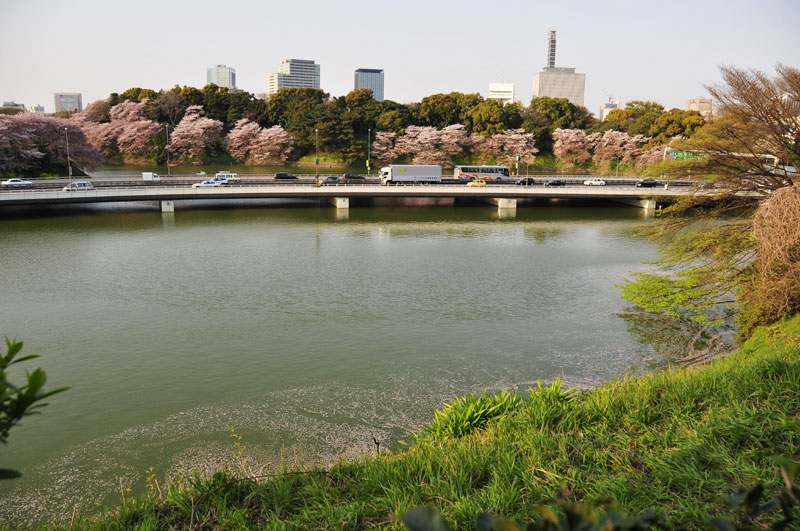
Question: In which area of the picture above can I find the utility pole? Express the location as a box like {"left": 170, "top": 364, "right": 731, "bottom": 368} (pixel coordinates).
{"left": 64, "top": 127, "right": 72, "bottom": 181}
{"left": 367, "top": 128, "right": 371, "bottom": 176}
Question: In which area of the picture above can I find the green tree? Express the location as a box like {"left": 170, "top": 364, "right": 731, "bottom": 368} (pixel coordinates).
{"left": 621, "top": 64, "right": 800, "bottom": 338}
{"left": 645, "top": 108, "right": 705, "bottom": 148}
{"left": 467, "top": 100, "right": 508, "bottom": 136}
{"left": 1, "top": 338, "right": 69, "bottom": 445}
{"left": 119, "top": 87, "right": 159, "bottom": 102}
{"left": 522, "top": 97, "right": 593, "bottom": 154}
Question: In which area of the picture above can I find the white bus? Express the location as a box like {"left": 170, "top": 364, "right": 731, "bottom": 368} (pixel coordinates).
{"left": 453, "top": 165, "right": 510, "bottom": 182}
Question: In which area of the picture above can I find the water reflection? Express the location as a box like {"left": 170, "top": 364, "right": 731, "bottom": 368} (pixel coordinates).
{"left": 619, "top": 308, "right": 735, "bottom": 368}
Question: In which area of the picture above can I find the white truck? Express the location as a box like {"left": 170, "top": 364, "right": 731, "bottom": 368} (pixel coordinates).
{"left": 215, "top": 171, "right": 240, "bottom": 182}
{"left": 141, "top": 172, "right": 161, "bottom": 181}
{"left": 379, "top": 165, "right": 442, "bottom": 185}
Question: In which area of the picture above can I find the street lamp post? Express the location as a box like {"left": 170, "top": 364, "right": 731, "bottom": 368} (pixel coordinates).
{"left": 367, "top": 128, "right": 371, "bottom": 176}
{"left": 315, "top": 129, "right": 319, "bottom": 181}
{"left": 64, "top": 127, "right": 72, "bottom": 181}
{"left": 166, "top": 125, "right": 171, "bottom": 177}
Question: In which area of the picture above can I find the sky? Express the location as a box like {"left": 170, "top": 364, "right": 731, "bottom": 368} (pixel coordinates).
{"left": 1, "top": 0, "right": 799, "bottom": 115}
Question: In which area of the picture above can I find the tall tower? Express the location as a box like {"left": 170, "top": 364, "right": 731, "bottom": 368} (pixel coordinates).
{"left": 532, "top": 30, "right": 585, "bottom": 107}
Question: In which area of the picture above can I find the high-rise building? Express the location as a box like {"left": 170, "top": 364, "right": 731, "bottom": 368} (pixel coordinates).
{"left": 487, "top": 82, "right": 515, "bottom": 105}
{"left": 54, "top": 93, "right": 82, "bottom": 112}
{"left": 687, "top": 97, "right": 714, "bottom": 120}
{"left": 207, "top": 64, "right": 237, "bottom": 89}
{"left": 266, "top": 59, "right": 320, "bottom": 97}
{"left": 354, "top": 68, "right": 384, "bottom": 101}
{"left": 532, "top": 30, "right": 585, "bottom": 107}
{"left": 2, "top": 101, "right": 26, "bottom": 111}
{"left": 599, "top": 99, "right": 621, "bottom": 120}
{"left": 30, "top": 104, "right": 45, "bottom": 114}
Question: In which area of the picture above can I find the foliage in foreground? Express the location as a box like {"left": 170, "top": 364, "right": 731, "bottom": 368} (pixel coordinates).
{"left": 67, "top": 314, "right": 800, "bottom": 529}
{"left": 0, "top": 338, "right": 69, "bottom": 445}
{"left": 402, "top": 461, "right": 800, "bottom": 530}
{"left": 621, "top": 64, "right": 800, "bottom": 339}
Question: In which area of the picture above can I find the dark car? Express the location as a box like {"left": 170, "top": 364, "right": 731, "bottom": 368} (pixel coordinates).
{"left": 543, "top": 179, "right": 566, "bottom": 187}
{"left": 635, "top": 178, "right": 658, "bottom": 188}
{"left": 340, "top": 173, "right": 366, "bottom": 184}
{"left": 516, "top": 177, "right": 536, "bottom": 186}
{"left": 275, "top": 172, "right": 298, "bottom": 180}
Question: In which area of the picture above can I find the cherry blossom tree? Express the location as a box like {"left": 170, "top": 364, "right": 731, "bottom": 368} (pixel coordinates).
{"left": 0, "top": 114, "right": 101, "bottom": 176}
{"left": 592, "top": 130, "right": 648, "bottom": 166}
{"left": 553, "top": 128, "right": 593, "bottom": 165}
{"left": 225, "top": 119, "right": 293, "bottom": 163}
{"left": 168, "top": 105, "right": 223, "bottom": 163}
{"left": 370, "top": 132, "right": 397, "bottom": 164}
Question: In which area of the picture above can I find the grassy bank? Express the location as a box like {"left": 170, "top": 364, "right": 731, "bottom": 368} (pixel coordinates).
{"left": 73, "top": 316, "right": 799, "bottom": 529}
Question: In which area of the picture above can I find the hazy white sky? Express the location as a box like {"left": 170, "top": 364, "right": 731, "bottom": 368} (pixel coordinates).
{"left": 1, "top": 0, "right": 798, "bottom": 115}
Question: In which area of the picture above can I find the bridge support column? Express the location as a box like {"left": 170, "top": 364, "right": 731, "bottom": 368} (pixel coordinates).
{"left": 161, "top": 200, "right": 174, "bottom": 212}
{"left": 616, "top": 198, "right": 657, "bottom": 210}
{"left": 482, "top": 197, "right": 517, "bottom": 212}
{"left": 328, "top": 197, "right": 349, "bottom": 209}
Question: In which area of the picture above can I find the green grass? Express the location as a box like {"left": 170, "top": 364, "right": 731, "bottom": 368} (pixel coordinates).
{"left": 69, "top": 315, "right": 800, "bottom": 529}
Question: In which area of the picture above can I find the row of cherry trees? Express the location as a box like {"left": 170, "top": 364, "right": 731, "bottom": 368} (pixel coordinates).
{"left": 552, "top": 129, "right": 668, "bottom": 170}
{"left": 72, "top": 100, "right": 293, "bottom": 164}
{"left": 371, "top": 125, "right": 539, "bottom": 166}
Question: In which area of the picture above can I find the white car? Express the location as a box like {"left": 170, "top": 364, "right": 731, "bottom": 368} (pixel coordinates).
{"left": 192, "top": 180, "right": 223, "bottom": 188}
{"left": 583, "top": 178, "right": 606, "bottom": 186}
{"left": 1, "top": 178, "right": 33, "bottom": 187}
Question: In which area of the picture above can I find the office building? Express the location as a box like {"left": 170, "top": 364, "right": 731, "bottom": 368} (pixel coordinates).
{"left": 599, "top": 99, "right": 621, "bottom": 120}
{"left": 30, "top": 104, "right": 45, "bottom": 114}
{"left": 2, "top": 101, "right": 26, "bottom": 111}
{"left": 354, "top": 68, "right": 384, "bottom": 101}
{"left": 266, "top": 59, "right": 320, "bottom": 97}
{"left": 54, "top": 93, "right": 82, "bottom": 112}
{"left": 487, "top": 82, "right": 515, "bottom": 105}
{"left": 687, "top": 97, "right": 714, "bottom": 120}
{"left": 532, "top": 30, "right": 585, "bottom": 107}
{"left": 207, "top": 64, "right": 237, "bottom": 90}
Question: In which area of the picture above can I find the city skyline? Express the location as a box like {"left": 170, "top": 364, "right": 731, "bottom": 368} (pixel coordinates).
{"left": 1, "top": 0, "right": 798, "bottom": 114}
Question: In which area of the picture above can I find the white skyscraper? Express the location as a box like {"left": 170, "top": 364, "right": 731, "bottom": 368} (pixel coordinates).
{"left": 487, "top": 82, "right": 515, "bottom": 105}
{"left": 532, "top": 31, "right": 586, "bottom": 107}
{"left": 266, "top": 59, "right": 320, "bottom": 97}
{"left": 599, "top": 99, "right": 621, "bottom": 120}
{"left": 354, "top": 69, "right": 384, "bottom": 101}
{"left": 207, "top": 65, "right": 237, "bottom": 89}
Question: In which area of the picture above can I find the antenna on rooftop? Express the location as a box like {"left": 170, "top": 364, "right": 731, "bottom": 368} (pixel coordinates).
{"left": 547, "top": 30, "right": 557, "bottom": 68}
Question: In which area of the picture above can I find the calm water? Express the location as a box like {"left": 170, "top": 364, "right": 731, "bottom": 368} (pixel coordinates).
{"left": 0, "top": 201, "right": 666, "bottom": 524}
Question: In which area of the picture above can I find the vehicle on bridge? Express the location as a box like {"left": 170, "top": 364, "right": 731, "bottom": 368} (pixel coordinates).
{"left": 466, "top": 180, "right": 487, "bottom": 187}
{"left": 63, "top": 181, "right": 94, "bottom": 191}
{"left": 192, "top": 180, "right": 223, "bottom": 188}
{"left": 544, "top": 179, "right": 566, "bottom": 187}
{"left": 516, "top": 177, "right": 537, "bottom": 186}
{"left": 454, "top": 165, "right": 509, "bottom": 182}
{"left": 318, "top": 176, "right": 339, "bottom": 186}
{"left": 636, "top": 178, "right": 658, "bottom": 188}
{"left": 275, "top": 172, "right": 299, "bottom": 180}
{"left": 1, "top": 178, "right": 33, "bottom": 187}
{"left": 340, "top": 173, "right": 366, "bottom": 184}
{"left": 380, "top": 165, "right": 442, "bottom": 185}
{"left": 583, "top": 178, "right": 606, "bottom": 186}
{"left": 215, "top": 171, "right": 240, "bottom": 182}
{"left": 142, "top": 172, "right": 161, "bottom": 181}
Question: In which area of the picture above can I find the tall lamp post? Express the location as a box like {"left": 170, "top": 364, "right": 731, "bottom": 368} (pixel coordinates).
{"left": 315, "top": 128, "right": 319, "bottom": 182}
{"left": 367, "top": 128, "right": 371, "bottom": 177}
{"left": 64, "top": 127, "right": 72, "bottom": 181}
{"left": 165, "top": 125, "right": 171, "bottom": 177}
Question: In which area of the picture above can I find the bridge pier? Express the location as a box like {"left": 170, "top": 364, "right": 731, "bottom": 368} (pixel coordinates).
{"left": 616, "top": 198, "right": 657, "bottom": 210}
{"left": 160, "top": 200, "right": 175, "bottom": 212}
{"left": 327, "top": 197, "right": 349, "bottom": 209}
{"left": 482, "top": 197, "right": 517, "bottom": 212}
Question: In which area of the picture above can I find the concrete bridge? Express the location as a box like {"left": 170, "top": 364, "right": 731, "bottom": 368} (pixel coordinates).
{"left": 0, "top": 183, "right": 687, "bottom": 213}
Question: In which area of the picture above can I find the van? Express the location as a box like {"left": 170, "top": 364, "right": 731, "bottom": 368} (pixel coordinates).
{"left": 142, "top": 172, "right": 161, "bottom": 181}
{"left": 63, "top": 181, "right": 94, "bottom": 192}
